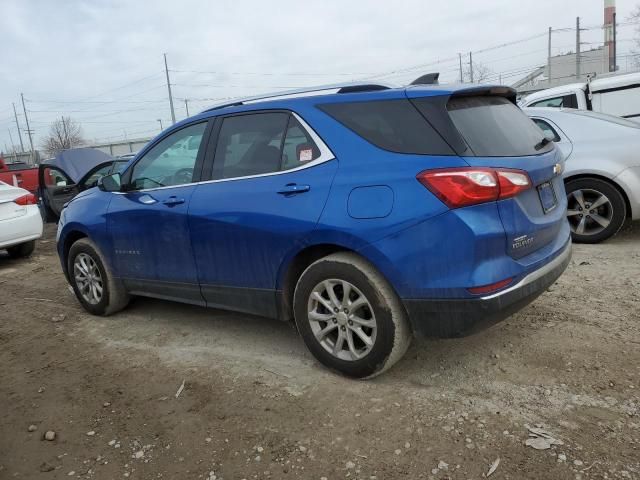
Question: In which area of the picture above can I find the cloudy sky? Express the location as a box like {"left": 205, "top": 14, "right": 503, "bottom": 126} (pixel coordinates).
{"left": 1, "top": 0, "right": 639, "bottom": 154}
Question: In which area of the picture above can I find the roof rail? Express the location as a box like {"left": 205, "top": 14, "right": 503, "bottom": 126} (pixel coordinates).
{"left": 204, "top": 81, "right": 394, "bottom": 112}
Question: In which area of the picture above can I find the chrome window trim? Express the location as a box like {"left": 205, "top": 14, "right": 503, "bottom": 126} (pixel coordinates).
{"left": 114, "top": 112, "right": 335, "bottom": 194}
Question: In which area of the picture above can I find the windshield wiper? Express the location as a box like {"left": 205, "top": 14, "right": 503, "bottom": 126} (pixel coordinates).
{"left": 534, "top": 137, "right": 551, "bottom": 151}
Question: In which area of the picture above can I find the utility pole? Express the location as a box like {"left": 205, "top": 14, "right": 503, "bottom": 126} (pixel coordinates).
{"left": 576, "top": 17, "right": 581, "bottom": 80}
{"left": 157, "top": 119, "right": 163, "bottom": 131}
{"left": 184, "top": 99, "right": 190, "bottom": 117}
{"left": 469, "top": 52, "right": 474, "bottom": 83}
{"left": 612, "top": 12, "right": 617, "bottom": 71}
{"left": 458, "top": 53, "right": 463, "bottom": 83}
{"left": 164, "top": 53, "right": 176, "bottom": 124}
{"left": 548, "top": 26, "right": 552, "bottom": 84}
{"left": 20, "top": 93, "right": 34, "bottom": 163}
{"left": 12, "top": 103, "right": 24, "bottom": 152}
{"left": 7, "top": 129, "right": 18, "bottom": 162}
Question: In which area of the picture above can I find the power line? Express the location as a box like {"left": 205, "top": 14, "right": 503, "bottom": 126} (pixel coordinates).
{"left": 170, "top": 69, "right": 375, "bottom": 77}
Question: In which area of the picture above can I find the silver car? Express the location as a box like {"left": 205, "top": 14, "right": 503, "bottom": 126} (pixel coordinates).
{"left": 524, "top": 107, "right": 640, "bottom": 243}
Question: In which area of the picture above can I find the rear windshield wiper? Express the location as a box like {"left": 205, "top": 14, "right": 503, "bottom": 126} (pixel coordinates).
{"left": 534, "top": 137, "right": 551, "bottom": 151}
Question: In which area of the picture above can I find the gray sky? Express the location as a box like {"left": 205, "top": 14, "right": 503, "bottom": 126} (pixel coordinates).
{"left": 1, "top": 0, "right": 639, "bottom": 153}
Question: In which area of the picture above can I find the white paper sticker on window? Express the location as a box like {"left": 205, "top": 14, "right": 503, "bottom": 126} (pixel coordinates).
{"left": 299, "top": 148, "right": 313, "bottom": 162}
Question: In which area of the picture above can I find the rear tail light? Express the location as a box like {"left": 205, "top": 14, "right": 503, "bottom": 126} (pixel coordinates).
{"left": 13, "top": 193, "right": 37, "bottom": 206}
{"left": 468, "top": 277, "right": 514, "bottom": 295}
{"left": 416, "top": 167, "right": 531, "bottom": 209}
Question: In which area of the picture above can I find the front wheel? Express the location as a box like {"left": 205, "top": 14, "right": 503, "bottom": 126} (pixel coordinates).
{"left": 565, "top": 178, "right": 626, "bottom": 244}
{"left": 293, "top": 252, "right": 412, "bottom": 379}
{"left": 67, "top": 238, "right": 130, "bottom": 316}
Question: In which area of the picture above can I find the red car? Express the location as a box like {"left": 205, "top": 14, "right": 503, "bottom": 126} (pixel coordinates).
{"left": 0, "top": 157, "right": 39, "bottom": 194}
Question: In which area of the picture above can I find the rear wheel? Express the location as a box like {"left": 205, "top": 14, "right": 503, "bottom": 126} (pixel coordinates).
{"left": 293, "top": 252, "right": 411, "bottom": 379}
{"left": 68, "top": 238, "right": 130, "bottom": 316}
{"left": 6, "top": 240, "right": 35, "bottom": 259}
{"left": 565, "top": 178, "right": 626, "bottom": 244}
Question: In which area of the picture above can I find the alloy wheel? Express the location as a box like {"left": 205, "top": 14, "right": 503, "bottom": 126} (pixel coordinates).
{"left": 566, "top": 189, "right": 613, "bottom": 236}
{"left": 73, "top": 253, "right": 104, "bottom": 305}
{"left": 307, "top": 279, "right": 377, "bottom": 361}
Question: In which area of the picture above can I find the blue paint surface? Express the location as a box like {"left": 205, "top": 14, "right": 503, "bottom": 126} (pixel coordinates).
{"left": 348, "top": 186, "right": 394, "bottom": 219}
{"left": 57, "top": 83, "right": 570, "bottom": 321}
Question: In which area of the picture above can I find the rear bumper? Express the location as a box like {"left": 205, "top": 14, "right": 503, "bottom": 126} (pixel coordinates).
{"left": 614, "top": 166, "right": 640, "bottom": 220}
{"left": 403, "top": 239, "right": 572, "bottom": 338}
{"left": 0, "top": 205, "right": 43, "bottom": 249}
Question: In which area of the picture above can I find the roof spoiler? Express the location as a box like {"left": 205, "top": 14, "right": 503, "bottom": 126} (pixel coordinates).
{"left": 410, "top": 73, "right": 440, "bottom": 85}
{"left": 451, "top": 85, "right": 518, "bottom": 104}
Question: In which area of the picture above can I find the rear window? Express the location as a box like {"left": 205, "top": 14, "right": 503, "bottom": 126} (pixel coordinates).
{"left": 318, "top": 99, "right": 454, "bottom": 155}
{"left": 447, "top": 96, "right": 553, "bottom": 157}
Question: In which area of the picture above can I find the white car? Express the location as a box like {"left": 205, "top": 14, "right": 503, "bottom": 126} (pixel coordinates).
{"left": 0, "top": 180, "right": 43, "bottom": 258}
{"left": 520, "top": 71, "right": 640, "bottom": 123}
{"left": 524, "top": 107, "right": 640, "bottom": 243}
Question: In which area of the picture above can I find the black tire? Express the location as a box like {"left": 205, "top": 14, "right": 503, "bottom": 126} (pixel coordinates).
{"left": 7, "top": 240, "right": 35, "bottom": 259}
{"left": 293, "top": 252, "right": 411, "bottom": 379}
{"left": 565, "top": 178, "right": 626, "bottom": 244}
{"left": 67, "top": 238, "right": 130, "bottom": 316}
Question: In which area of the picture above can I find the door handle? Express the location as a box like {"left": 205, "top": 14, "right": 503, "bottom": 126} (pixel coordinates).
{"left": 162, "top": 196, "right": 185, "bottom": 207}
{"left": 277, "top": 183, "right": 310, "bottom": 195}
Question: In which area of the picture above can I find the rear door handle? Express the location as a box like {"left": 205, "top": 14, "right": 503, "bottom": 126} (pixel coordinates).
{"left": 162, "top": 196, "right": 185, "bottom": 207}
{"left": 277, "top": 183, "right": 310, "bottom": 195}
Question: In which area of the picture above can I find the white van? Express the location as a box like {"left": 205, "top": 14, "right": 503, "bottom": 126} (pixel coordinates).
{"left": 521, "top": 71, "right": 640, "bottom": 122}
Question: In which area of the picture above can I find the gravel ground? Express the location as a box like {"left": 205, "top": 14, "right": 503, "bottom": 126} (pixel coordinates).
{"left": 1, "top": 224, "right": 639, "bottom": 480}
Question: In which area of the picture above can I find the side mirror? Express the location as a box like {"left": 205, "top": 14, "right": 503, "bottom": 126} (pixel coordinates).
{"left": 98, "top": 172, "right": 122, "bottom": 192}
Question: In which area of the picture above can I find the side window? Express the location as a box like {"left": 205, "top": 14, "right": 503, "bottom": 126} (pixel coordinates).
{"left": 318, "top": 99, "right": 454, "bottom": 155}
{"left": 533, "top": 119, "right": 561, "bottom": 142}
{"left": 83, "top": 164, "right": 113, "bottom": 189}
{"left": 43, "top": 166, "right": 73, "bottom": 187}
{"left": 562, "top": 94, "right": 578, "bottom": 109}
{"left": 131, "top": 122, "right": 207, "bottom": 190}
{"left": 212, "top": 113, "right": 289, "bottom": 179}
{"left": 530, "top": 94, "right": 578, "bottom": 109}
{"left": 281, "top": 117, "right": 321, "bottom": 170}
{"left": 530, "top": 97, "right": 565, "bottom": 108}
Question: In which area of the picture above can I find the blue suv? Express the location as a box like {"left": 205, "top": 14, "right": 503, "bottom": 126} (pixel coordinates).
{"left": 56, "top": 81, "right": 571, "bottom": 378}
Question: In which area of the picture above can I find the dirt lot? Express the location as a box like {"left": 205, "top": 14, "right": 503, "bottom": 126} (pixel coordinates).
{"left": 1, "top": 224, "right": 639, "bottom": 480}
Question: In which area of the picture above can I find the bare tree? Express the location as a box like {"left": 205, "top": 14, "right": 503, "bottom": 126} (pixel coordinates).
{"left": 42, "top": 117, "right": 85, "bottom": 156}
{"left": 464, "top": 62, "right": 493, "bottom": 83}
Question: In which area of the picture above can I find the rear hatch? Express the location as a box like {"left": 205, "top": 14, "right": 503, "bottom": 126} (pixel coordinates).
{"left": 409, "top": 88, "right": 566, "bottom": 259}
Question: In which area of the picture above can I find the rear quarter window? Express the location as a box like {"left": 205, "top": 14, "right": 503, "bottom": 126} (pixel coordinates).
{"left": 447, "top": 96, "right": 553, "bottom": 157}
{"left": 317, "top": 99, "right": 454, "bottom": 155}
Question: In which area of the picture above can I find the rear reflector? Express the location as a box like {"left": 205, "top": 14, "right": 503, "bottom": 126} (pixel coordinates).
{"left": 467, "top": 277, "right": 514, "bottom": 295}
{"left": 417, "top": 167, "right": 531, "bottom": 209}
{"left": 13, "top": 193, "right": 37, "bottom": 206}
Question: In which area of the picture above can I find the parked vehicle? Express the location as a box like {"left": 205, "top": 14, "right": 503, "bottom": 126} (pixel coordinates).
{"left": 56, "top": 81, "right": 571, "bottom": 378}
{"left": 0, "top": 180, "right": 43, "bottom": 258}
{"left": 520, "top": 71, "right": 640, "bottom": 122}
{"left": 524, "top": 107, "right": 640, "bottom": 243}
{"left": 39, "top": 148, "right": 127, "bottom": 221}
{"left": 0, "top": 157, "right": 40, "bottom": 194}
